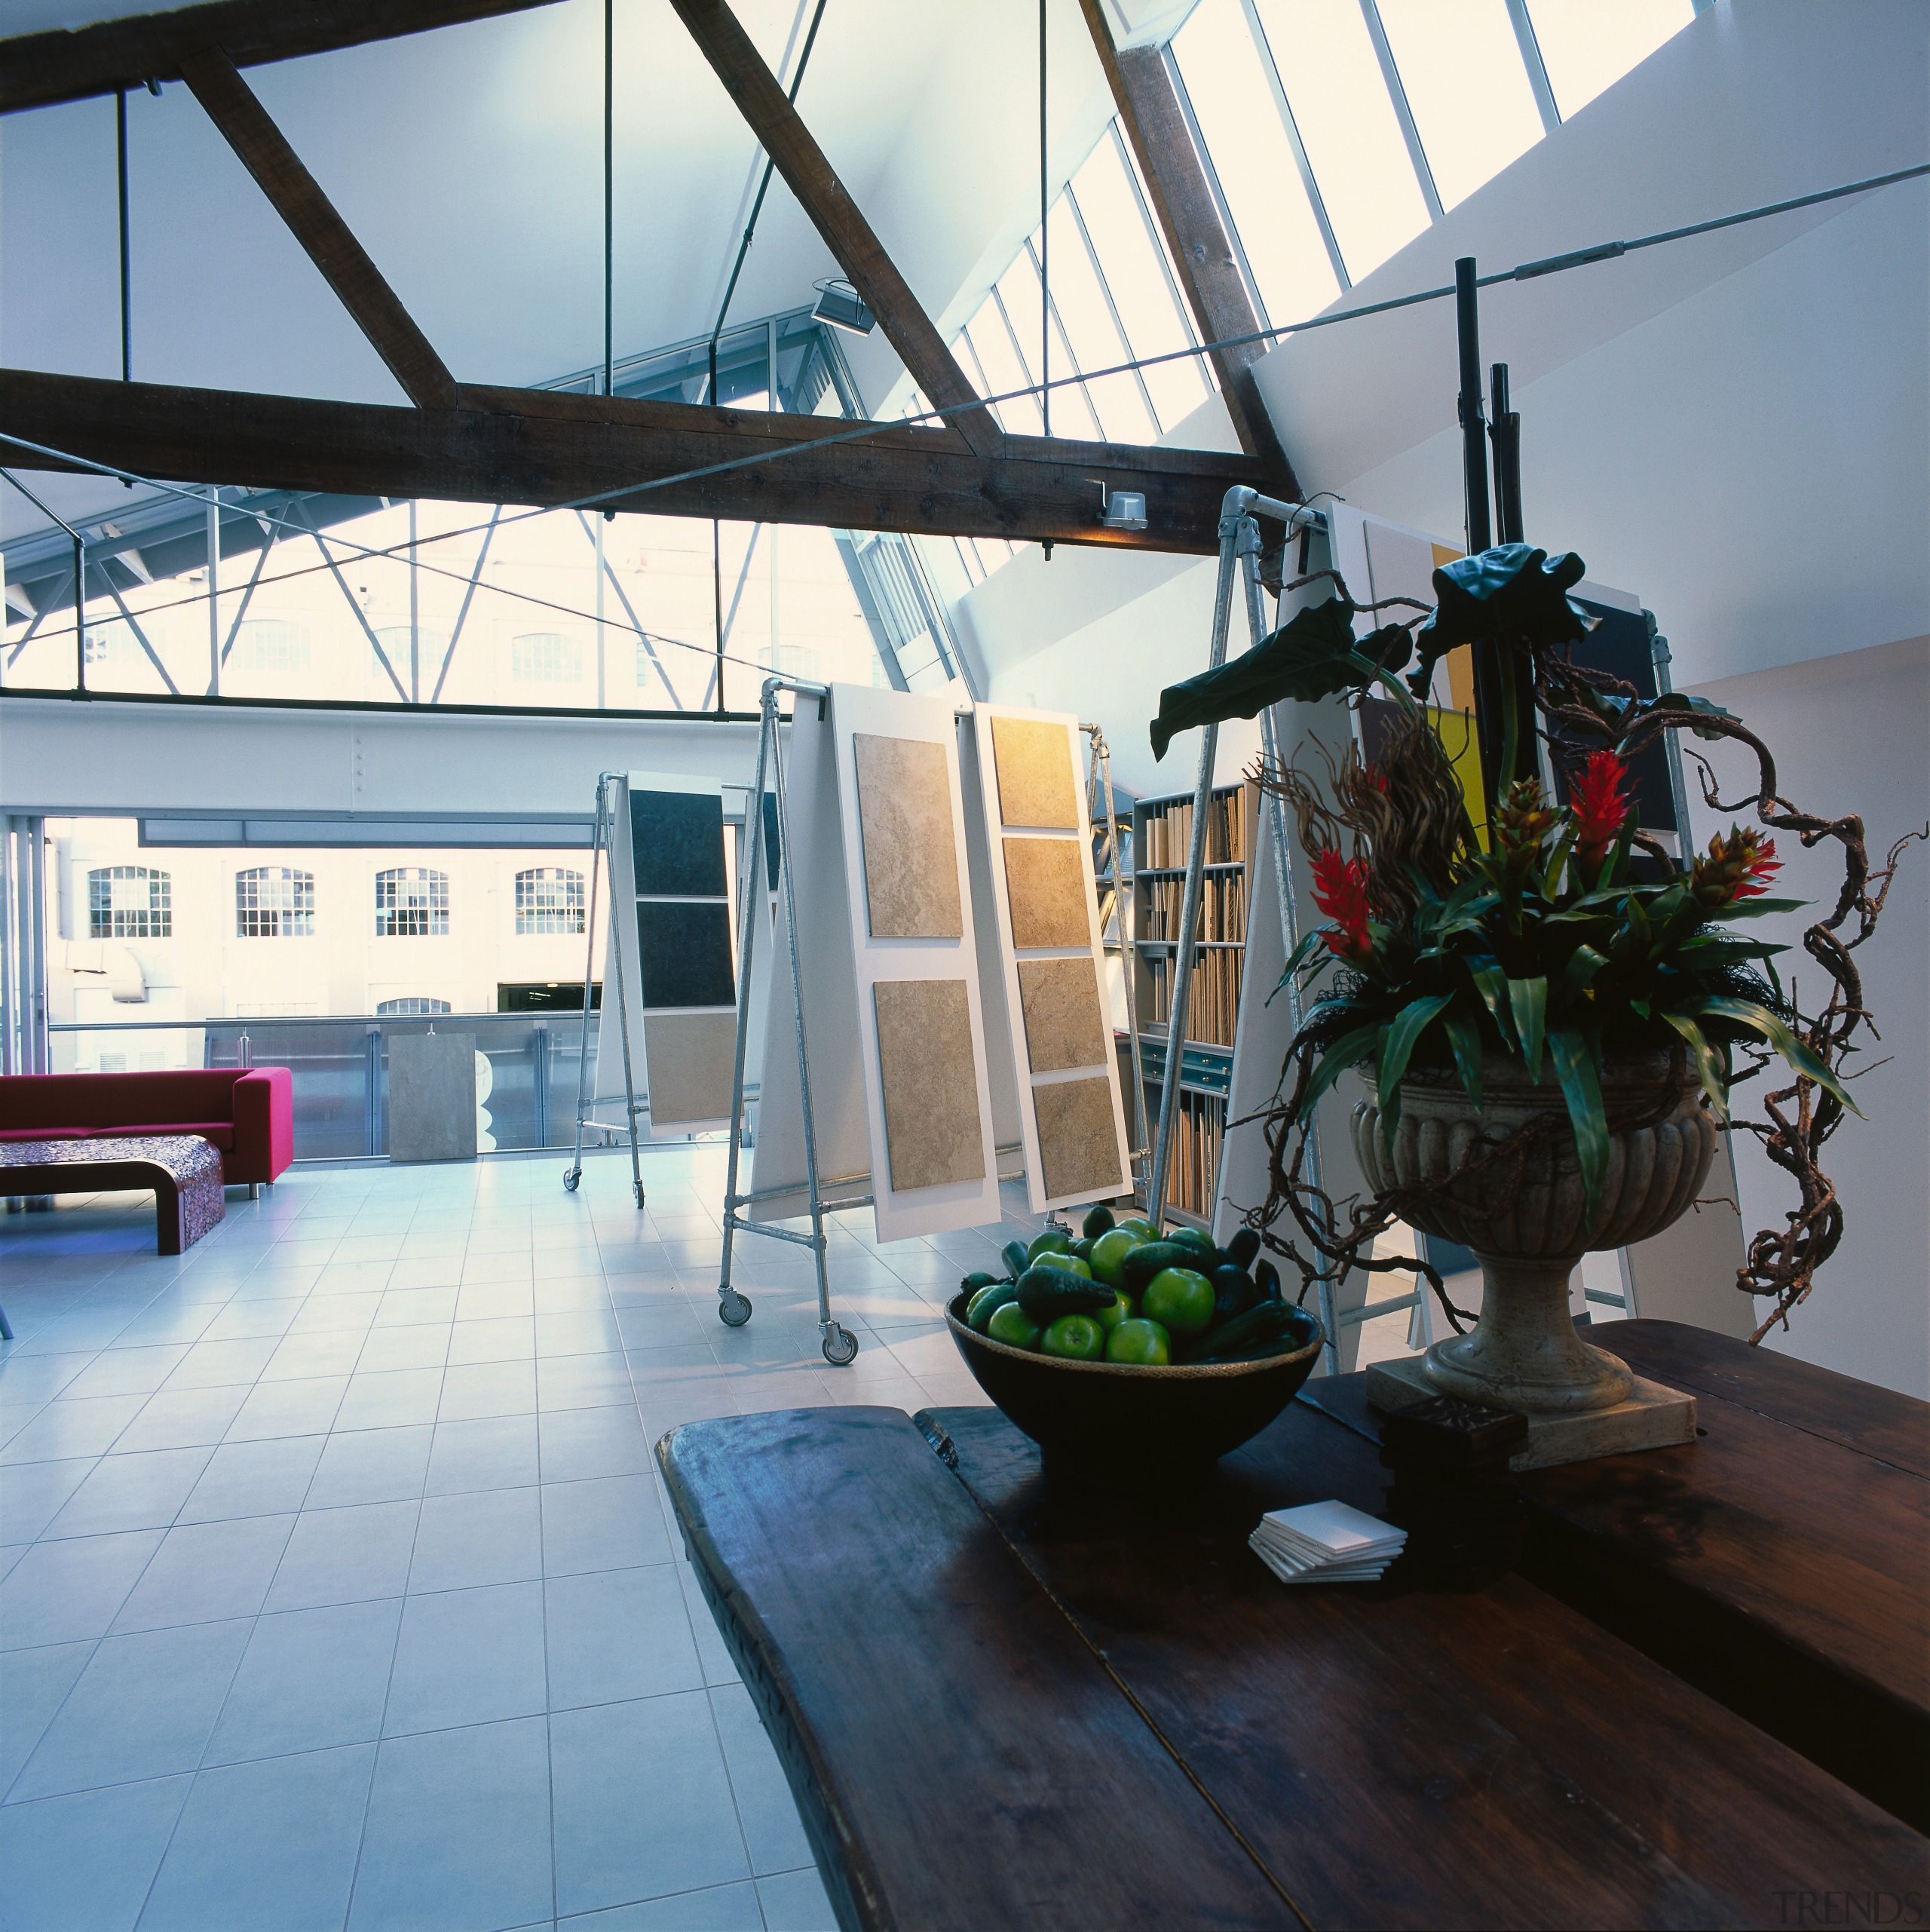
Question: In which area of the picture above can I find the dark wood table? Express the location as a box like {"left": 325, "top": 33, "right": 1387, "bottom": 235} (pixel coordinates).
{"left": 659, "top": 1320, "right": 1930, "bottom": 1931}
{"left": 0, "top": 1134, "right": 226, "bottom": 1254}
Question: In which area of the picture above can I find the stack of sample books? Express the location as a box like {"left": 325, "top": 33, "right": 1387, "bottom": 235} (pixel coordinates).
{"left": 1250, "top": 1500, "right": 1408, "bottom": 1584}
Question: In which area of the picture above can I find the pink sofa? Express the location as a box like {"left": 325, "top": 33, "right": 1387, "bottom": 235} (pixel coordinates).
{"left": 0, "top": 1069, "right": 294, "bottom": 1187}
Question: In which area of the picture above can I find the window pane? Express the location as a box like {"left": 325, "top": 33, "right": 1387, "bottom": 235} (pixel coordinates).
{"left": 1172, "top": 0, "right": 1341, "bottom": 322}
{"left": 1044, "top": 196, "right": 1159, "bottom": 444}
{"left": 963, "top": 306, "right": 1044, "bottom": 436}
{"left": 1070, "top": 134, "right": 1209, "bottom": 432}
{"left": 1377, "top": 0, "right": 1544, "bottom": 210}
{"left": 1525, "top": 0, "right": 1694, "bottom": 119}
{"left": 1253, "top": 0, "right": 1429, "bottom": 280}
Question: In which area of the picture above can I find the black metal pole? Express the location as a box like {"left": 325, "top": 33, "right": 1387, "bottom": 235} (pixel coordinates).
{"left": 116, "top": 90, "right": 131, "bottom": 382}
{"left": 1455, "top": 258, "right": 1491, "bottom": 554}
{"left": 1490, "top": 360, "right": 1523, "bottom": 544}
{"left": 603, "top": 0, "right": 613, "bottom": 400}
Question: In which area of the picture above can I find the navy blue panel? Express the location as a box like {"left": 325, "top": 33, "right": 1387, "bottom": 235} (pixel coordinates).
{"left": 636, "top": 902, "right": 735, "bottom": 1009}
{"left": 1549, "top": 602, "right": 1677, "bottom": 838}
{"left": 630, "top": 789, "right": 728, "bottom": 897}
{"left": 761, "top": 793, "right": 781, "bottom": 890}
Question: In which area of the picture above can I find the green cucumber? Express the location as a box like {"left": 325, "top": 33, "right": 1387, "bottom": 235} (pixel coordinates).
{"left": 1120, "top": 1240, "right": 1199, "bottom": 1298}
{"left": 1001, "top": 1240, "right": 1031, "bottom": 1280}
{"left": 967, "top": 1281, "right": 1021, "bottom": 1332}
{"left": 1254, "top": 1259, "right": 1282, "bottom": 1302}
{"left": 1081, "top": 1204, "right": 1117, "bottom": 1239}
{"left": 1184, "top": 1301, "right": 1303, "bottom": 1363}
{"left": 1226, "top": 1228, "right": 1261, "bottom": 1271}
{"left": 1210, "top": 1263, "right": 1257, "bottom": 1323}
{"left": 1015, "top": 1265, "right": 1115, "bottom": 1321}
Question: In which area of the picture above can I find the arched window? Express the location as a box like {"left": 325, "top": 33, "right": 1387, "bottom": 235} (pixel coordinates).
{"left": 231, "top": 620, "right": 311, "bottom": 676}
{"left": 375, "top": 867, "right": 449, "bottom": 937}
{"left": 89, "top": 865, "right": 172, "bottom": 939}
{"left": 375, "top": 997, "right": 452, "bottom": 1016}
{"left": 511, "top": 632, "right": 583, "bottom": 684}
{"left": 514, "top": 867, "right": 585, "bottom": 935}
{"left": 235, "top": 867, "right": 314, "bottom": 937}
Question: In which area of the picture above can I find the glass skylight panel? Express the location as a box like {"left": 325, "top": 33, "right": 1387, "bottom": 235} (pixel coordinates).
{"left": 964, "top": 304, "right": 1045, "bottom": 437}
{"left": 1071, "top": 133, "right": 1209, "bottom": 432}
{"left": 1043, "top": 195, "right": 1159, "bottom": 446}
{"left": 1172, "top": 0, "right": 1341, "bottom": 324}
{"left": 1525, "top": 0, "right": 1695, "bottom": 120}
{"left": 1253, "top": 0, "right": 1430, "bottom": 281}
{"left": 1375, "top": 0, "right": 1544, "bottom": 210}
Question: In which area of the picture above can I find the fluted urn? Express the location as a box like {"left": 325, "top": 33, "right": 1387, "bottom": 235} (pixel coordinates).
{"left": 1353, "top": 1048, "right": 1717, "bottom": 1415}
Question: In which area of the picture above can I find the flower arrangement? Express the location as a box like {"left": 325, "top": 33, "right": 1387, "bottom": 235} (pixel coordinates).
{"left": 1154, "top": 541, "right": 1917, "bottom": 1340}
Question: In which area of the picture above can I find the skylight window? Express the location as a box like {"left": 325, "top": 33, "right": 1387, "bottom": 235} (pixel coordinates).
{"left": 1526, "top": 0, "right": 1696, "bottom": 121}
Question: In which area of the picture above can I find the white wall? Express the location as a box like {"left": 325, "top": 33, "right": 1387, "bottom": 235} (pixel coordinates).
{"left": 1683, "top": 637, "right": 1929, "bottom": 1395}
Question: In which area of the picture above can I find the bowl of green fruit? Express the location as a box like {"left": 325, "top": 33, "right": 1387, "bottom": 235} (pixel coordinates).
{"left": 945, "top": 1206, "right": 1324, "bottom": 1482}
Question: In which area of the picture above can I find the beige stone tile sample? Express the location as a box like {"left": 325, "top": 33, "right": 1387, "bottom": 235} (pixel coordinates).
{"left": 990, "top": 716, "right": 1080, "bottom": 830}
{"left": 645, "top": 1012, "right": 739, "bottom": 1124}
{"left": 1016, "top": 958, "right": 1108, "bottom": 1074}
{"left": 1001, "top": 838, "right": 1089, "bottom": 949}
{"left": 852, "top": 734, "right": 963, "bottom": 939}
{"left": 1033, "top": 1077, "right": 1125, "bottom": 1201}
{"left": 872, "top": 980, "right": 987, "bottom": 1191}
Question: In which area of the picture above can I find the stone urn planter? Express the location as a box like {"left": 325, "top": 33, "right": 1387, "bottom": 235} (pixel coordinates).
{"left": 1352, "top": 1047, "right": 1717, "bottom": 1417}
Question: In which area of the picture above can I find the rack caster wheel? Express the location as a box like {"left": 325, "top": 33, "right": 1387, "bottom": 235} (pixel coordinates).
{"left": 718, "top": 1290, "right": 752, "bottom": 1327}
{"left": 821, "top": 1323, "right": 859, "bottom": 1366}
{"left": 562, "top": 1167, "right": 581, "bottom": 1192}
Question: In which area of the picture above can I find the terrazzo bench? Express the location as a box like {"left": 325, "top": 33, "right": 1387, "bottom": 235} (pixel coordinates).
{"left": 0, "top": 1133, "right": 226, "bottom": 1256}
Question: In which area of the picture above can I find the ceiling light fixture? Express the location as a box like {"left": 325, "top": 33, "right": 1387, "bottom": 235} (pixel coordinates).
{"left": 811, "top": 279, "right": 874, "bottom": 335}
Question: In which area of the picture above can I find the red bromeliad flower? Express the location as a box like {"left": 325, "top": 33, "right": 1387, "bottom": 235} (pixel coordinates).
{"left": 1692, "top": 825, "right": 1781, "bottom": 908}
{"left": 1312, "top": 849, "right": 1374, "bottom": 961}
{"left": 1569, "top": 750, "right": 1631, "bottom": 870}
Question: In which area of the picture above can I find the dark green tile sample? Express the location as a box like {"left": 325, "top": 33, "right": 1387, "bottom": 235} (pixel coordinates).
{"left": 637, "top": 902, "right": 735, "bottom": 1009}
{"left": 631, "top": 790, "right": 728, "bottom": 898}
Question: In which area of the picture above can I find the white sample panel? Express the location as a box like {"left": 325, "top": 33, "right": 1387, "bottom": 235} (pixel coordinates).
{"left": 746, "top": 705, "right": 871, "bottom": 1223}
{"left": 967, "top": 704, "right": 1131, "bottom": 1214}
{"left": 831, "top": 685, "right": 1001, "bottom": 1240}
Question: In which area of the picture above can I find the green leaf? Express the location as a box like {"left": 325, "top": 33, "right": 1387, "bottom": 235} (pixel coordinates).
{"left": 1660, "top": 1011, "right": 1730, "bottom": 1121}
{"left": 1690, "top": 996, "right": 1863, "bottom": 1116}
{"left": 1715, "top": 897, "right": 1809, "bottom": 919}
{"left": 1549, "top": 1027, "right": 1610, "bottom": 1225}
{"left": 1376, "top": 994, "right": 1455, "bottom": 1148}
{"left": 1508, "top": 976, "right": 1549, "bottom": 1082}
{"left": 1650, "top": 690, "right": 1739, "bottom": 741}
{"left": 1551, "top": 944, "right": 1607, "bottom": 1020}
{"left": 1441, "top": 1004, "right": 1484, "bottom": 1113}
{"left": 1294, "top": 1025, "right": 1383, "bottom": 1124}
{"left": 1468, "top": 958, "right": 1514, "bottom": 1043}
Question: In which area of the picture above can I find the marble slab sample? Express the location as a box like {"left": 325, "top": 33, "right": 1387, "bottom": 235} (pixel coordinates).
{"left": 1031, "top": 1077, "right": 1125, "bottom": 1201}
{"left": 388, "top": 1032, "right": 479, "bottom": 1163}
{"left": 872, "top": 979, "right": 987, "bottom": 1191}
{"left": 645, "top": 1012, "right": 739, "bottom": 1124}
{"left": 631, "top": 788, "right": 729, "bottom": 897}
{"left": 853, "top": 734, "right": 964, "bottom": 940}
{"left": 1016, "top": 958, "right": 1109, "bottom": 1074}
{"left": 989, "top": 716, "right": 1080, "bottom": 830}
{"left": 1000, "top": 838, "right": 1089, "bottom": 948}
{"left": 636, "top": 901, "right": 737, "bottom": 1009}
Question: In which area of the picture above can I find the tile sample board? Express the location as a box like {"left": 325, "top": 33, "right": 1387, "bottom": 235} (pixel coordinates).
{"left": 592, "top": 772, "right": 737, "bottom": 1139}
{"left": 831, "top": 685, "right": 1000, "bottom": 1240}
{"left": 746, "top": 704, "right": 872, "bottom": 1224}
{"left": 967, "top": 706, "right": 1131, "bottom": 1215}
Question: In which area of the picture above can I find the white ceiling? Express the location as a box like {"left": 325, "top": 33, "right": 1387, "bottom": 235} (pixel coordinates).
{"left": 2, "top": 0, "right": 1123, "bottom": 542}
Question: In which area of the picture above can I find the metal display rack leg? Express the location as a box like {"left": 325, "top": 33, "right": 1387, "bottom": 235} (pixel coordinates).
{"left": 563, "top": 771, "right": 646, "bottom": 1210}
{"left": 1084, "top": 722, "right": 1150, "bottom": 1193}
{"left": 715, "top": 678, "right": 860, "bottom": 1368}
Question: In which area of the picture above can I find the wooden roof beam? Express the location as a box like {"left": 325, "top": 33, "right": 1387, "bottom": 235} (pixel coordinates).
{"left": 177, "top": 48, "right": 459, "bottom": 410}
{"left": 0, "top": 0, "right": 564, "bottom": 115}
{"left": 0, "top": 366, "right": 1262, "bottom": 554}
{"left": 1076, "top": 0, "right": 1300, "bottom": 501}
{"left": 667, "top": 0, "right": 1004, "bottom": 460}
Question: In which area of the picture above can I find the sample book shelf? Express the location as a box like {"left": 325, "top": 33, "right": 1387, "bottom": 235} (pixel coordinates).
{"left": 1123, "top": 781, "right": 1254, "bottom": 1228}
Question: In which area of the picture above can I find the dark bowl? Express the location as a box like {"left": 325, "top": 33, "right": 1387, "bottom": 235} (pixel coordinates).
{"left": 944, "top": 1293, "right": 1325, "bottom": 1483}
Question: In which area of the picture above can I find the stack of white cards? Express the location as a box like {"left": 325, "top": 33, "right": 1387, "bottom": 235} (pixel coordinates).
{"left": 1250, "top": 1499, "right": 1407, "bottom": 1584}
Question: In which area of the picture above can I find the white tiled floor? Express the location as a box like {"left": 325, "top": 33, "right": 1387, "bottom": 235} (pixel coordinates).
{"left": 0, "top": 1146, "right": 1037, "bottom": 1932}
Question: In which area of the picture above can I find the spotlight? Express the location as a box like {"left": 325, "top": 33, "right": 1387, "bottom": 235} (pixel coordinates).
{"left": 811, "top": 280, "right": 875, "bottom": 336}
{"left": 1098, "top": 487, "right": 1147, "bottom": 532}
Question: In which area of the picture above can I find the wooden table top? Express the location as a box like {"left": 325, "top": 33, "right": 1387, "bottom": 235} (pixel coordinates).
{"left": 660, "top": 1323, "right": 1930, "bottom": 1932}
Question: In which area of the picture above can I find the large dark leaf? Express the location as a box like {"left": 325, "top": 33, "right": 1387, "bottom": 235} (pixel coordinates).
{"left": 1409, "top": 544, "right": 1588, "bottom": 698}
{"left": 1549, "top": 1027, "right": 1610, "bottom": 1223}
{"left": 1690, "top": 995, "right": 1861, "bottom": 1115}
{"left": 1376, "top": 993, "right": 1454, "bottom": 1148}
{"left": 1149, "top": 598, "right": 1412, "bottom": 760}
{"left": 1294, "top": 1023, "right": 1383, "bottom": 1124}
